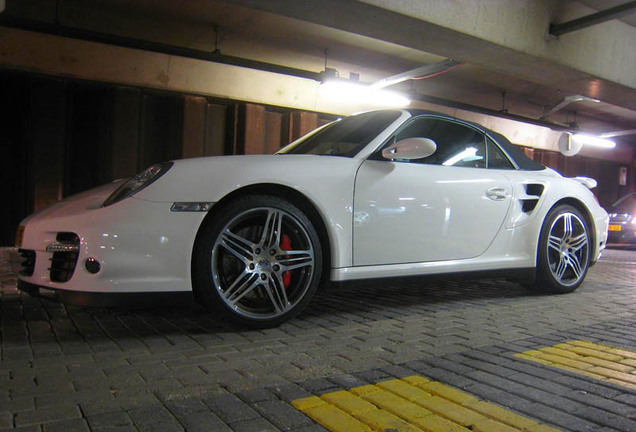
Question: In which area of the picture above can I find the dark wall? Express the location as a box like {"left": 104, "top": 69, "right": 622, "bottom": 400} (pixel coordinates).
{"left": 0, "top": 73, "right": 32, "bottom": 246}
{"left": 533, "top": 149, "right": 634, "bottom": 208}
{"left": 0, "top": 70, "right": 336, "bottom": 245}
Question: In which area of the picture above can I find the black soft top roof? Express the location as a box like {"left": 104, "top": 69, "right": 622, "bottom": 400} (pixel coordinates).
{"left": 406, "top": 109, "right": 546, "bottom": 171}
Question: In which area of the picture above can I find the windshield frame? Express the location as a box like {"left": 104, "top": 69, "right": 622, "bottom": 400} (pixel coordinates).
{"left": 277, "top": 110, "right": 406, "bottom": 158}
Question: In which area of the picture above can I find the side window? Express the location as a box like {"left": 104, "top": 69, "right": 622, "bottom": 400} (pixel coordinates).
{"left": 487, "top": 138, "right": 515, "bottom": 169}
{"left": 394, "top": 118, "right": 486, "bottom": 168}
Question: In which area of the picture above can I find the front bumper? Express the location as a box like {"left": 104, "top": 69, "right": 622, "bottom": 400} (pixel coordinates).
{"left": 16, "top": 189, "right": 207, "bottom": 296}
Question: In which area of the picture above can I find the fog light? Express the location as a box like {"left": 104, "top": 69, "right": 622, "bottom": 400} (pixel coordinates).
{"left": 85, "top": 257, "right": 101, "bottom": 274}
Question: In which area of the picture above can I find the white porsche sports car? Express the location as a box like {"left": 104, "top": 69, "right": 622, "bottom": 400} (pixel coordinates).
{"left": 14, "top": 109, "right": 608, "bottom": 327}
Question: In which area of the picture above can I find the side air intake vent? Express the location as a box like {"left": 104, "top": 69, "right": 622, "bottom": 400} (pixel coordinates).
{"left": 521, "top": 184, "right": 545, "bottom": 214}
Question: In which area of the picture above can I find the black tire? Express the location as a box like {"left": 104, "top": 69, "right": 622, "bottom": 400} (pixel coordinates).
{"left": 192, "top": 195, "right": 323, "bottom": 328}
{"left": 529, "top": 204, "right": 591, "bottom": 294}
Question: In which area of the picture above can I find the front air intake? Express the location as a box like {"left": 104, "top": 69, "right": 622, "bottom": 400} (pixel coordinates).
{"left": 17, "top": 249, "right": 35, "bottom": 276}
{"left": 49, "top": 232, "right": 80, "bottom": 283}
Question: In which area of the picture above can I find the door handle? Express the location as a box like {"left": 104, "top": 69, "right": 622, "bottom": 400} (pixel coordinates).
{"left": 486, "top": 187, "right": 510, "bottom": 201}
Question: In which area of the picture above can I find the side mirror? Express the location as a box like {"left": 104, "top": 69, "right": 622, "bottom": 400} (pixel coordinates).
{"left": 382, "top": 137, "right": 437, "bottom": 160}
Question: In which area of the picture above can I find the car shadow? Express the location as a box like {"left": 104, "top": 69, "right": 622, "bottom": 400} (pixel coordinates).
{"left": 0, "top": 275, "right": 535, "bottom": 337}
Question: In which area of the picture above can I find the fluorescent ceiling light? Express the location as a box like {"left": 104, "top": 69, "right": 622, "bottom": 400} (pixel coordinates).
{"left": 571, "top": 134, "right": 616, "bottom": 149}
{"left": 320, "top": 81, "right": 410, "bottom": 108}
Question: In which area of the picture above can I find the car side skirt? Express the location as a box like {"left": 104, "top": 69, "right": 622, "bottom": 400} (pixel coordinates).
{"left": 331, "top": 255, "right": 535, "bottom": 282}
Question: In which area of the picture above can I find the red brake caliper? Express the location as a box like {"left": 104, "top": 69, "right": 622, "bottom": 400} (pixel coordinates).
{"left": 281, "top": 234, "right": 292, "bottom": 289}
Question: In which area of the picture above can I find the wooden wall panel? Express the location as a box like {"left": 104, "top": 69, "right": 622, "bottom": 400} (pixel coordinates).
{"left": 264, "top": 111, "right": 283, "bottom": 154}
{"left": 291, "top": 111, "right": 318, "bottom": 141}
{"left": 204, "top": 103, "right": 227, "bottom": 156}
{"left": 182, "top": 96, "right": 206, "bottom": 159}
{"left": 244, "top": 103, "right": 265, "bottom": 154}
{"left": 139, "top": 93, "right": 184, "bottom": 169}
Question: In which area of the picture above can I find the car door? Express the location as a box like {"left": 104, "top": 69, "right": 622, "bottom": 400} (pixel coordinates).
{"left": 353, "top": 116, "right": 514, "bottom": 266}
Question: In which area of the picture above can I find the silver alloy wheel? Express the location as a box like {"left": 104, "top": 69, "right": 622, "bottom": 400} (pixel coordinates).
{"left": 546, "top": 211, "right": 589, "bottom": 287}
{"left": 211, "top": 206, "right": 315, "bottom": 320}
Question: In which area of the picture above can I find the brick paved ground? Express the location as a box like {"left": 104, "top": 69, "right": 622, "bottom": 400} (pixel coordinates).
{"left": 1, "top": 246, "right": 635, "bottom": 431}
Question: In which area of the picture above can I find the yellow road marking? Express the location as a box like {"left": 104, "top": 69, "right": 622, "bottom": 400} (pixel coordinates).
{"left": 292, "top": 376, "right": 560, "bottom": 432}
{"left": 515, "top": 340, "right": 636, "bottom": 390}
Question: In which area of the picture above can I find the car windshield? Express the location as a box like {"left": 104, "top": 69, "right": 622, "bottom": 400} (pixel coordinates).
{"left": 278, "top": 110, "right": 402, "bottom": 157}
{"left": 611, "top": 194, "right": 636, "bottom": 213}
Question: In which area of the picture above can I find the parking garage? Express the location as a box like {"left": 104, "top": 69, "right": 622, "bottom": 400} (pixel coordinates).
{"left": 1, "top": 1, "right": 636, "bottom": 431}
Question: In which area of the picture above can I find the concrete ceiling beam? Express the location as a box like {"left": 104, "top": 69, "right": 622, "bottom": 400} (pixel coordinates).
{"left": 222, "top": 0, "right": 636, "bottom": 112}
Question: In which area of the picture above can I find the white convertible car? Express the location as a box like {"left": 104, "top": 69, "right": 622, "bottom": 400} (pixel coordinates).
{"left": 14, "top": 110, "right": 608, "bottom": 327}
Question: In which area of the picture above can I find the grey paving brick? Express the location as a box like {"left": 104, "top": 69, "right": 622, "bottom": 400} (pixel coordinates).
{"left": 0, "top": 426, "right": 41, "bottom": 432}
{"left": 230, "top": 418, "right": 280, "bottom": 432}
{"left": 326, "top": 374, "right": 369, "bottom": 389}
{"left": 237, "top": 388, "right": 278, "bottom": 404}
{"left": 614, "top": 393, "right": 636, "bottom": 407}
{"left": 507, "top": 372, "right": 576, "bottom": 396}
{"left": 202, "top": 391, "right": 260, "bottom": 424}
{"left": 573, "top": 406, "right": 636, "bottom": 432}
{"left": 298, "top": 378, "right": 340, "bottom": 394}
{"left": 86, "top": 411, "right": 133, "bottom": 430}
{"left": 175, "top": 411, "right": 232, "bottom": 432}
{"left": 268, "top": 384, "right": 313, "bottom": 403}
{"left": 289, "top": 424, "right": 329, "bottom": 432}
{"left": 462, "top": 382, "right": 533, "bottom": 410}
{"left": 0, "top": 412, "right": 12, "bottom": 430}
{"left": 14, "top": 405, "right": 81, "bottom": 428}
{"left": 378, "top": 364, "right": 416, "bottom": 378}
{"left": 352, "top": 368, "right": 392, "bottom": 383}
{"left": 517, "top": 403, "right": 599, "bottom": 431}
{"left": 127, "top": 405, "right": 184, "bottom": 432}
{"left": 418, "top": 367, "right": 476, "bottom": 389}
{"left": 254, "top": 400, "right": 313, "bottom": 430}
{"left": 454, "top": 357, "right": 518, "bottom": 377}
{"left": 41, "top": 418, "right": 89, "bottom": 432}
{"left": 566, "top": 390, "right": 635, "bottom": 417}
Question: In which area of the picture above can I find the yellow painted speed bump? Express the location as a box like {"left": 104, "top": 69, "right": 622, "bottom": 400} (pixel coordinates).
{"left": 515, "top": 340, "right": 636, "bottom": 390}
{"left": 292, "top": 376, "right": 560, "bottom": 432}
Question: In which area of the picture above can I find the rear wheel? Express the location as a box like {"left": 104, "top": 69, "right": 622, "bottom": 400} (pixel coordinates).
{"left": 530, "top": 204, "right": 590, "bottom": 294}
{"left": 193, "top": 195, "right": 322, "bottom": 328}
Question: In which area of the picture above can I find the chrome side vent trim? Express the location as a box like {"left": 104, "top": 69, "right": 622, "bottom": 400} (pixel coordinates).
{"left": 46, "top": 242, "right": 80, "bottom": 253}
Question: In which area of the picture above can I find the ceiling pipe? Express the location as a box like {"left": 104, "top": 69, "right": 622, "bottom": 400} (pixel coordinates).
{"left": 411, "top": 93, "right": 573, "bottom": 133}
{"left": 0, "top": 16, "right": 322, "bottom": 81}
{"left": 370, "top": 59, "right": 462, "bottom": 89}
{"left": 550, "top": 0, "right": 636, "bottom": 36}
{"left": 540, "top": 95, "right": 600, "bottom": 120}
{"left": 0, "top": 15, "right": 578, "bottom": 134}
{"left": 600, "top": 129, "right": 636, "bottom": 138}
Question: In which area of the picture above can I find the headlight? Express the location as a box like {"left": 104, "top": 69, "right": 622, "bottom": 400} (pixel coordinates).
{"left": 102, "top": 162, "right": 173, "bottom": 207}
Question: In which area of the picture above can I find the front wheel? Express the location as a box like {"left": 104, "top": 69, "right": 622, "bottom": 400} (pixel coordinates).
{"left": 193, "top": 195, "right": 323, "bottom": 328}
{"left": 530, "top": 204, "right": 591, "bottom": 294}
